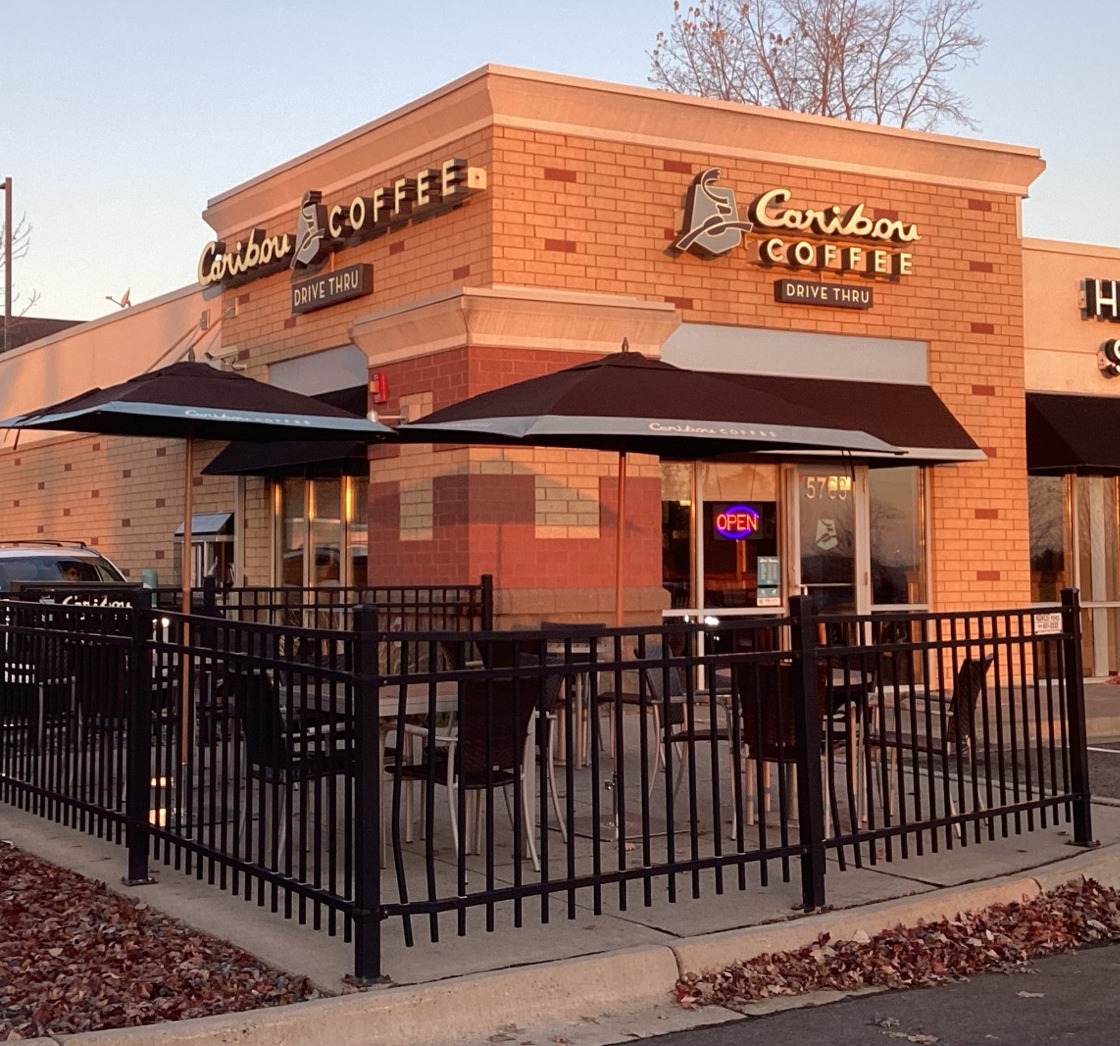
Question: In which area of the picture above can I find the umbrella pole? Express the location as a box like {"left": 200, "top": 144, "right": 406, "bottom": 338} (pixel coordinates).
{"left": 614, "top": 451, "right": 627, "bottom": 628}
{"left": 605, "top": 450, "right": 627, "bottom": 843}
{"left": 179, "top": 438, "right": 193, "bottom": 765}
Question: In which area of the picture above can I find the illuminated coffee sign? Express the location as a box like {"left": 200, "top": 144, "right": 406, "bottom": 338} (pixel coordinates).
{"left": 198, "top": 158, "right": 486, "bottom": 290}
{"left": 672, "top": 168, "right": 917, "bottom": 284}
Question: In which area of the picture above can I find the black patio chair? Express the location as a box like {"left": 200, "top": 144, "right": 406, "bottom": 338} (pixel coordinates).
{"left": 0, "top": 619, "right": 74, "bottom": 730}
{"left": 635, "top": 641, "right": 734, "bottom": 800}
{"left": 228, "top": 664, "right": 352, "bottom": 856}
{"left": 866, "top": 652, "right": 996, "bottom": 833}
{"left": 733, "top": 658, "right": 841, "bottom": 832}
{"left": 392, "top": 672, "right": 546, "bottom": 869}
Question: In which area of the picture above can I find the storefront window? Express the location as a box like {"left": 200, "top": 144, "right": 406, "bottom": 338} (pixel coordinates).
{"left": 347, "top": 477, "right": 369, "bottom": 587}
{"left": 797, "top": 468, "right": 856, "bottom": 613}
{"left": 1076, "top": 475, "right": 1120, "bottom": 676}
{"left": 1029, "top": 475, "right": 1067, "bottom": 602}
{"left": 279, "top": 477, "right": 306, "bottom": 587}
{"left": 276, "top": 475, "right": 368, "bottom": 589}
{"left": 661, "top": 463, "right": 693, "bottom": 609}
{"left": 869, "top": 466, "right": 926, "bottom": 607}
{"left": 699, "top": 463, "right": 779, "bottom": 610}
{"left": 310, "top": 478, "right": 342, "bottom": 586}
{"left": 1076, "top": 476, "right": 1120, "bottom": 600}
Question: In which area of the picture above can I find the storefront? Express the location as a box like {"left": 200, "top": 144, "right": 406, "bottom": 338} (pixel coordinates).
{"left": 1024, "top": 243, "right": 1120, "bottom": 675}
{"left": 8, "top": 65, "right": 1117, "bottom": 651}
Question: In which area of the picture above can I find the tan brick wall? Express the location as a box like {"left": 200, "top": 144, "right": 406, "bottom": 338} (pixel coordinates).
{"left": 0, "top": 434, "right": 238, "bottom": 585}
{"left": 2, "top": 74, "right": 1032, "bottom": 614}
{"left": 478, "top": 129, "right": 1030, "bottom": 610}
{"left": 214, "top": 134, "right": 494, "bottom": 384}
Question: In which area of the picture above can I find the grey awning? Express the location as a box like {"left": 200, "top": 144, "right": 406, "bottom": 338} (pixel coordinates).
{"left": 174, "top": 512, "right": 233, "bottom": 538}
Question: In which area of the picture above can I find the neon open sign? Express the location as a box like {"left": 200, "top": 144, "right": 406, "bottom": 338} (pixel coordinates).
{"left": 714, "top": 504, "right": 761, "bottom": 539}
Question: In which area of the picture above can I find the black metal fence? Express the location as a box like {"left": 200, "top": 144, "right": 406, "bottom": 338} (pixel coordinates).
{"left": 152, "top": 574, "right": 494, "bottom": 632}
{"left": 0, "top": 589, "right": 1093, "bottom": 983}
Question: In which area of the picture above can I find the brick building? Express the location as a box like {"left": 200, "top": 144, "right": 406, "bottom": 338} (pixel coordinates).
{"left": 1, "top": 66, "right": 1118, "bottom": 664}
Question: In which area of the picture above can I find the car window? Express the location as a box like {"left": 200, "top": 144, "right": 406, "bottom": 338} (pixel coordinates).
{"left": 92, "top": 561, "right": 126, "bottom": 583}
{"left": 0, "top": 560, "right": 32, "bottom": 591}
{"left": 0, "top": 553, "right": 126, "bottom": 591}
{"left": 57, "top": 561, "right": 100, "bottom": 583}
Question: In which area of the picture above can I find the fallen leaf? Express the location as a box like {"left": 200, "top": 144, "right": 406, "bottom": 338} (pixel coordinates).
{"left": 674, "top": 879, "right": 1120, "bottom": 1013}
{"left": 0, "top": 843, "right": 315, "bottom": 1040}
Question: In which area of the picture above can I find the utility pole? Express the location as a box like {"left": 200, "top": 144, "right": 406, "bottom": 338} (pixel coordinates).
{"left": 2, "top": 177, "right": 11, "bottom": 352}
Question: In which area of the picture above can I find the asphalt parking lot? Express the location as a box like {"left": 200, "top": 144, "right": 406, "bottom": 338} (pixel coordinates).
{"left": 1090, "top": 743, "right": 1120, "bottom": 800}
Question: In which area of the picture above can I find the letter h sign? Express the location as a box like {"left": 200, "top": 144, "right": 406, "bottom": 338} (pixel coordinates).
{"left": 1086, "top": 278, "right": 1120, "bottom": 321}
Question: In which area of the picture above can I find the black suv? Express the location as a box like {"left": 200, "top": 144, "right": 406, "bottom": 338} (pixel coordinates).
{"left": 0, "top": 541, "right": 128, "bottom": 593}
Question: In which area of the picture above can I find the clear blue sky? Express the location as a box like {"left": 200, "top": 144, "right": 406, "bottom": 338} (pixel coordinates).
{"left": 3, "top": 0, "right": 1117, "bottom": 321}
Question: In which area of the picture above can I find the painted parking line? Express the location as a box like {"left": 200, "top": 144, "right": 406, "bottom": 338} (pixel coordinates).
{"left": 1088, "top": 745, "right": 1120, "bottom": 753}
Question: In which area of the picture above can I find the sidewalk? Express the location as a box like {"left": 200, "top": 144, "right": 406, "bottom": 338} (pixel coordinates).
{"left": 5, "top": 687, "right": 1120, "bottom": 1046}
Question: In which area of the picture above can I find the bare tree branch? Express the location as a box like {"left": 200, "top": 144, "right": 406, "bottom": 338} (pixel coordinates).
{"left": 0, "top": 212, "right": 41, "bottom": 317}
{"left": 649, "top": 0, "right": 984, "bottom": 130}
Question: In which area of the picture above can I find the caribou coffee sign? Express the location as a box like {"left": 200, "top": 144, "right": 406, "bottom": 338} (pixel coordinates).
{"left": 672, "top": 168, "right": 918, "bottom": 298}
{"left": 198, "top": 158, "right": 486, "bottom": 291}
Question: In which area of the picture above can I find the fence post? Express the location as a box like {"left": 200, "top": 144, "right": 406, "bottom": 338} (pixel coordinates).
{"left": 480, "top": 574, "right": 494, "bottom": 631}
{"left": 789, "top": 595, "right": 827, "bottom": 910}
{"left": 1060, "top": 588, "right": 1096, "bottom": 847}
{"left": 351, "top": 604, "right": 387, "bottom": 984}
{"left": 201, "top": 576, "right": 217, "bottom": 615}
{"left": 123, "top": 590, "right": 155, "bottom": 886}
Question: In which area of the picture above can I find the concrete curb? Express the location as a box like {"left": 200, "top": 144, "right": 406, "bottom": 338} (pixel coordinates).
{"left": 32, "top": 842, "right": 1120, "bottom": 1046}
{"left": 52, "top": 945, "right": 681, "bottom": 1046}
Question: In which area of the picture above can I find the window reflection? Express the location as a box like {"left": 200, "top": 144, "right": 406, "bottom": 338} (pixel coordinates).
{"left": 1029, "top": 475, "right": 1066, "bottom": 602}
{"left": 700, "top": 464, "right": 779, "bottom": 610}
{"left": 276, "top": 474, "right": 368, "bottom": 588}
{"left": 869, "top": 467, "right": 926, "bottom": 607}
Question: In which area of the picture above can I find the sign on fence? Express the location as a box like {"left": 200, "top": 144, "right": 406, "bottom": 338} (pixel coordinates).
{"left": 1032, "top": 611, "right": 1063, "bottom": 635}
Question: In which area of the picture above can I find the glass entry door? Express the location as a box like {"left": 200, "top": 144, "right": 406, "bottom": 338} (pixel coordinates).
{"left": 794, "top": 466, "right": 864, "bottom": 614}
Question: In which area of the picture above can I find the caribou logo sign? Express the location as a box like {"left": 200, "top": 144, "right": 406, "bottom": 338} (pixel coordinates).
{"left": 671, "top": 168, "right": 919, "bottom": 282}
{"left": 198, "top": 157, "right": 487, "bottom": 291}
{"left": 672, "top": 168, "right": 754, "bottom": 257}
{"left": 291, "top": 191, "right": 330, "bottom": 270}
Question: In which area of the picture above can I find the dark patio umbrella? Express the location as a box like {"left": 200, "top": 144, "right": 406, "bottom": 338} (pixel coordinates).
{"left": 0, "top": 360, "right": 391, "bottom": 759}
{"left": 1, "top": 360, "right": 390, "bottom": 612}
{"left": 202, "top": 385, "right": 371, "bottom": 478}
{"left": 394, "top": 350, "right": 899, "bottom": 624}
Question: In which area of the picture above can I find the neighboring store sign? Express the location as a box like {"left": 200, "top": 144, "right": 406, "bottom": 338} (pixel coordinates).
{"left": 291, "top": 263, "right": 372, "bottom": 315}
{"left": 1098, "top": 338, "right": 1120, "bottom": 377}
{"left": 1083, "top": 277, "right": 1120, "bottom": 321}
{"left": 198, "top": 158, "right": 487, "bottom": 291}
{"left": 756, "top": 556, "right": 781, "bottom": 607}
{"left": 671, "top": 168, "right": 917, "bottom": 292}
{"left": 774, "top": 278, "right": 872, "bottom": 310}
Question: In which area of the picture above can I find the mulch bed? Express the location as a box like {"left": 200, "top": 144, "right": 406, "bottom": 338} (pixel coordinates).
{"left": 0, "top": 840, "right": 316, "bottom": 1040}
{"left": 676, "top": 877, "right": 1120, "bottom": 1011}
